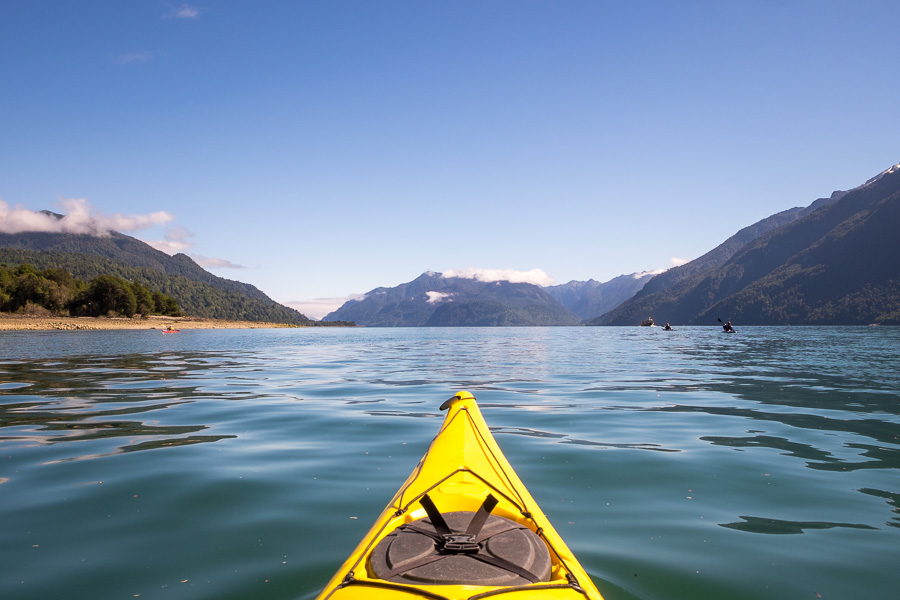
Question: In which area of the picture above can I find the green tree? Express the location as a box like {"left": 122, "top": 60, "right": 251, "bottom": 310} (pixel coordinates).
{"left": 129, "top": 281, "right": 155, "bottom": 316}
{"left": 151, "top": 290, "right": 181, "bottom": 316}
{"left": 10, "top": 272, "right": 49, "bottom": 312}
{"left": 78, "top": 275, "right": 138, "bottom": 317}
{"left": 40, "top": 267, "right": 78, "bottom": 314}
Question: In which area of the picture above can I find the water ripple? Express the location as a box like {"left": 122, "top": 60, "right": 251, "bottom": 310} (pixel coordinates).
{"left": 1, "top": 326, "right": 899, "bottom": 600}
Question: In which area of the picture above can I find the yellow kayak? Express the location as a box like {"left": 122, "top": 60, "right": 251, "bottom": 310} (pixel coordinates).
{"left": 316, "top": 391, "right": 604, "bottom": 600}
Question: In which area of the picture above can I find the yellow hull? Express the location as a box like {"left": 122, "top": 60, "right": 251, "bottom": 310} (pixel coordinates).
{"left": 316, "top": 391, "right": 604, "bottom": 600}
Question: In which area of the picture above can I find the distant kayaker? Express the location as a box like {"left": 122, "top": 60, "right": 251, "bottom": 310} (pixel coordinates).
{"left": 664, "top": 323, "right": 672, "bottom": 331}
{"left": 722, "top": 321, "right": 734, "bottom": 332}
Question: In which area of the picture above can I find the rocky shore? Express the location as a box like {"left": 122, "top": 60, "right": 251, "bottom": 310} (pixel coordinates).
{"left": 0, "top": 314, "right": 297, "bottom": 331}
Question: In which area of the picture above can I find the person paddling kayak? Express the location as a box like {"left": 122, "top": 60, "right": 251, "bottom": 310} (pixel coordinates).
{"left": 722, "top": 320, "right": 734, "bottom": 332}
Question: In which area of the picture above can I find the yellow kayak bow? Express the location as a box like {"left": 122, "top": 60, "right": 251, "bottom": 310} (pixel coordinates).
{"left": 316, "top": 391, "right": 604, "bottom": 600}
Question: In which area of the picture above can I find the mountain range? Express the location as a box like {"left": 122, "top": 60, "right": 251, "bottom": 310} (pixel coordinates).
{"left": 327, "top": 162, "right": 899, "bottom": 327}
{"left": 323, "top": 270, "right": 660, "bottom": 326}
{"left": 324, "top": 272, "right": 581, "bottom": 326}
{"left": 4, "top": 163, "right": 898, "bottom": 327}
{"left": 544, "top": 273, "right": 654, "bottom": 320}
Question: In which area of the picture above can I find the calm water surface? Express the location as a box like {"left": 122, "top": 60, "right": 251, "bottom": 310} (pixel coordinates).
{"left": 1, "top": 327, "right": 898, "bottom": 600}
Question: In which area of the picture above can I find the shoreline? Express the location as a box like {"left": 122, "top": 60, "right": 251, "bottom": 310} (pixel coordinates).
{"left": 0, "top": 314, "right": 299, "bottom": 331}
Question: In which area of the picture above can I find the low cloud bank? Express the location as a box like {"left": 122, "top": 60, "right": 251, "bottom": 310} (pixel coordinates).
{"left": 442, "top": 268, "right": 555, "bottom": 287}
{"left": 191, "top": 255, "right": 246, "bottom": 269}
{"left": 0, "top": 197, "right": 242, "bottom": 269}
{"left": 633, "top": 257, "right": 691, "bottom": 279}
{"left": 426, "top": 291, "right": 451, "bottom": 304}
{"left": 0, "top": 198, "right": 173, "bottom": 235}
{"left": 146, "top": 226, "right": 193, "bottom": 254}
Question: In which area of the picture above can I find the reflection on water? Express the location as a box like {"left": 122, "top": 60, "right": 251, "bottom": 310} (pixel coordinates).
{"left": 0, "top": 353, "right": 246, "bottom": 461}
{"left": 700, "top": 434, "right": 836, "bottom": 462}
{"left": 492, "top": 426, "right": 682, "bottom": 452}
{"left": 859, "top": 488, "right": 900, "bottom": 528}
{"left": 720, "top": 515, "right": 878, "bottom": 534}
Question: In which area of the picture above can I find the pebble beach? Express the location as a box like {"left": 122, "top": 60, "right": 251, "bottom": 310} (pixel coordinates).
{"left": 0, "top": 314, "right": 295, "bottom": 331}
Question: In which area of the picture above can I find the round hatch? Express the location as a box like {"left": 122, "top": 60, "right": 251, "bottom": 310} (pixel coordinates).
{"left": 369, "top": 511, "right": 551, "bottom": 586}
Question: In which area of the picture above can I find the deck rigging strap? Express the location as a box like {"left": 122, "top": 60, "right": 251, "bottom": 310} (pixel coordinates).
{"left": 419, "top": 493, "right": 500, "bottom": 553}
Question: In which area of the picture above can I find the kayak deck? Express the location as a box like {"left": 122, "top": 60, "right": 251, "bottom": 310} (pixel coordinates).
{"left": 316, "top": 392, "right": 603, "bottom": 600}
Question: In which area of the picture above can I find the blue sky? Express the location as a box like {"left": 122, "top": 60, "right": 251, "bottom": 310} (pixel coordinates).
{"left": 2, "top": 1, "right": 898, "bottom": 318}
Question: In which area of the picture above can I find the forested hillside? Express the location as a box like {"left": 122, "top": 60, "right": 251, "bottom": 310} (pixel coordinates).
{"left": 0, "top": 248, "right": 318, "bottom": 324}
{"left": 0, "top": 226, "right": 355, "bottom": 324}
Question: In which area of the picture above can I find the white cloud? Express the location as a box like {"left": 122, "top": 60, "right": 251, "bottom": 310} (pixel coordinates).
{"left": 144, "top": 225, "right": 193, "bottom": 254}
{"left": 191, "top": 255, "right": 245, "bottom": 269}
{"left": 633, "top": 257, "right": 693, "bottom": 278}
{"left": 2, "top": 196, "right": 243, "bottom": 274}
{"left": 0, "top": 201, "right": 62, "bottom": 234}
{"left": 442, "top": 268, "right": 555, "bottom": 287}
{"left": 163, "top": 4, "right": 201, "bottom": 19}
{"left": 94, "top": 210, "right": 175, "bottom": 233}
{"left": 174, "top": 5, "right": 200, "bottom": 19}
{"left": 142, "top": 228, "right": 242, "bottom": 268}
{"left": 0, "top": 198, "right": 173, "bottom": 235}
{"left": 634, "top": 269, "right": 665, "bottom": 279}
{"left": 284, "top": 295, "right": 365, "bottom": 320}
{"left": 425, "top": 291, "right": 452, "bottom": 304}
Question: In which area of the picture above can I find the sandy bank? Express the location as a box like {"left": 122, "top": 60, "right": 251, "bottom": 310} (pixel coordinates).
{"left": 0, "top": 314, "right": 299, "bottom": 331}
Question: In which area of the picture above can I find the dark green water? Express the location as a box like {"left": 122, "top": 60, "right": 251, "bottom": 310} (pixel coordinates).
{"left": 1, "top": 327, "right": 898, "bottom": 600}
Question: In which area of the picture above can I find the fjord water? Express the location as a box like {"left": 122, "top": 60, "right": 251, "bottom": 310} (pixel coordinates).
{"left": 1, "top": 327, "right": 898, "bottom": 600}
